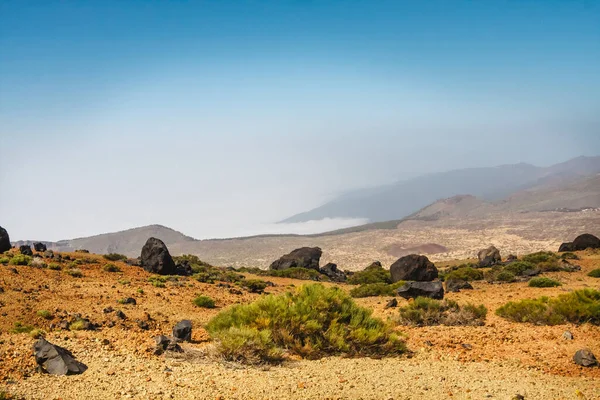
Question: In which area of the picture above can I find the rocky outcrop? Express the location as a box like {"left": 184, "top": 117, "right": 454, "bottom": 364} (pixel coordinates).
{"left": 33, "top": 338, "right": 87, "bottom": 375}
{"left": 154, "top": 335, "right": 182, "bottom": 355}
{"left": 269, "top": 247, "right": 322, "bottom": 271}
{"left": 319, "top": 263, "right": 346, "bottom": 282}
{"left": 19, "top": 245, "right": 33, "bottom": 256}
{"left": 573, "top": 349, "right": 598, "bottom": 367}
{"left": 0, "top": 226, "right": 11, "bottom": 253}
{"left": 390, "top": 254, "right": 438, "bottom": 282}
{"left": 384, "top": 298, "right": 398, "bottom": 309}
{"left": 478, "top": 246, "right": 501, "bottom": 267}
{"left": 173, "top": 320, "right": 192, "bottom": 342}
{"left": 140, "top": 237, "right": 176, "bottom": 275}
{"left": 559, "top": 234, "right": 600, "bottom": 252}
{"left": 34, "top": 242, "right": 47, "bottom": 252}
{"left": 396, "top": 281, "right": 444, "bottom": 300}
{"left": 445, "top": 279, "right": 473, "bottom": 293}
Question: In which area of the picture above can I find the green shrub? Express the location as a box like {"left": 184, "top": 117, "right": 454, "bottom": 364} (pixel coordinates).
{"left": 503, "top": 261, "right": 535, "bottom": 275}
{"left": 118, "top": 279, "right": 131, "bottom": 285}
{"left": 347, "top": 263, "right": 391, "bottom": 285}
{"left": 103, "top": 253, "right": 127, "bottom": 261}
{"left": 528, "top": 277, "right": 561, "bottom": 288}
{"left": 48, "top": 262, "right": 62, "bottom": 270}
{"left": 9, "top": 255, "right": 31, "bottom": 266}
{"left": 443, "top": 267, "right": 484, "bottom": 282}
{"left": 193, "top": 295, "right": 216, "bottom": 308}
{"left": 398, "top": 297, "right": 487, "bottom": 326}
{"left": 193, "top": 268, "right": 244, "bottom": 284}
{"left": 495, "top": 289, "right": 600, "bottom": 325}
{"left": 560, "top": 252, "right": 579, "bottom": 260}
{"left": 11, "top": 322, "right": 35, "bottom": 334}
{"left": 266, "top": 267, "right": 326, "bottom": 281}
{"left": 521, "top": 251, "right": 558, "bottom": 265}
{"left": 587, "top": 269, "right": 600, "bottom": 278}
{"left": 103, "top": 263, "right": 121, "bottom": 273}
{"left": 0, "top": 257, "right": 10, "bottom": 265}
{"left": 66, "top": 268, "right": 83, "bottom": 278}
{"left": 69, "top": 320, "right": 87, "bottom": 331}
{"left": 349, "top": 281, "right": 405, "bottom": 298}
{"left": 148, "top": 275, "right": 171, "bottom": 287}
{"left": 495, "top": 270, "right": 516, "bottom": 282}
{"left": 240, "top": 279, "right": 268, "bottom": 293}
{"left": 137, "top": 288, "right": 144, "bottom": 294}
{"left": 29, "top": 329, "right": 45, "bottom": 339}
{"left": 206, "top": 284, "right": 406, "bottom": 363}
{"left": 37, "top": 310, "right": 53, "bottom": 319}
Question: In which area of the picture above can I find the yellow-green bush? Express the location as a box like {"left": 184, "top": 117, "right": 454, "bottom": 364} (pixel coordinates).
{"left": 349, "top": 281, "right": 405, "bottom": 298}
{"left": 398, "top": 297, "right": 487, "bottom": 326}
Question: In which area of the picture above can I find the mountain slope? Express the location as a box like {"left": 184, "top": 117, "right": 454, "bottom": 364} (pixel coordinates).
{"left": 281, "top": 156, "right": 600, "bottom": 223}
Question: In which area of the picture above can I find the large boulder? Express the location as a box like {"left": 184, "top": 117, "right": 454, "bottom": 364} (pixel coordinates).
{"left": 34, "top": 242, "right": 47, "bottom": 252}
{"left": 559, "top": 234, "right": 600, "bottom": 252}
{"left": 396, "top": 281, "right": 444, "bottom": 300}
{"left": 319, "top": 263, "right": 346, "bottom": 282}
{"left": 573, "top": 349, "right": 598, "bottom": 367}
{"left": 33, "top": 338, "right": 87, "bottom": 375}
{"left": 269, "top": 247, "right": 322, "bottom": 271}
{"left": 558, "top": 242, "right": 574, "bottom": 252}
{"left": 478, "top": 246, "right": 501, "bottom": 267}
{"left": 0, "top": 226, "right": 10, "bottom": 253}
{"left": 173, "top": 320, "right": 192, "bottom": 342}
{"left": 140, "top": 237, "right": 176, "bottom": 275}
{"left": 390, "top": 254, "right": 438, "bottom": 282}
{"left": 19, "top": 245, "right": 33, "bottom": 256}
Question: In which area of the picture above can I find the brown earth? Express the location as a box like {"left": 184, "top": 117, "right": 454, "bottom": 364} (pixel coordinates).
{"left": 1, "top": 249, "right": 600, "bottom": 399}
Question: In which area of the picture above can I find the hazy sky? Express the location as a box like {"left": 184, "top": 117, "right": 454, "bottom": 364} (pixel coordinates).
{"left": 1, "top": 1, "right": 599, "bottom": 241}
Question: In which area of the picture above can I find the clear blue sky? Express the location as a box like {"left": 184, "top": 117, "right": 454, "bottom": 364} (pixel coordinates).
{"left": 1, "top": 1, "right": 599, "bottom": 241}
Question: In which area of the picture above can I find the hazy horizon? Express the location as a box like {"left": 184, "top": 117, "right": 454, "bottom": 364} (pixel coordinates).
{"left": 1, "top": 1, "right": 599, "bottom": 241}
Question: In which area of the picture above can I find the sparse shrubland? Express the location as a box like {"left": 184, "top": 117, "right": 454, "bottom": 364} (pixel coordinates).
{"left": 11, "top": 322, "right": 35, "bottom": 334}
{"left": 588, "top": 269, "right": 600, "bottom": 278}
{"left": 441, "top": 267, "right": 484, "bottom": 282}
{"left": 347, "top": 263, "right": 391, "bottom": 285}
{"left": 528, "top": 277, "right": 561, "bottom": 287}
{"left": 148, "top": 275, "right": 170, "bottom": 287}
{"left": 240, "top": 279, "right": 268, "bottom": 293}
{"left": 397, "top": 297, "right": 487, "bottom": 326}
{"left": 103, "top": 263, "right": 121, "bottom": 273}
{"left": 65, "top": 268, "right": 83, "bottom": 278}
{"left": 349, "top": 281, "right": 405, "bottom": 298}
{"left": 238, "top": 266, "right": 329, "bottom": 281}
{"left": 193, "top": 268, "right": 244, "bottom": 284}
{"left": 8, "top": 255, "right": 31, "bottom": 266}
{"left": 495, "top": 289, "right": 600, "bottom": 325}
{"left": 193, "top": 295, "right": 216, "bottom": 308}
{"left": 0, "top": 257, "right": 10, "bottom": 265}
{"left": 206, "top": 284, "right": 406, "bottom": 363}
{"left": 103, "top": 253, "right": 127, "bottom": 261}
{"left": 36, "top": 310, "right": 53, "bottom": 319}
{"left": 560, "top": 252, "right": 579, "bottom": 260}
{"left": 48, "top": 262, "right": 61, "bottom": 270}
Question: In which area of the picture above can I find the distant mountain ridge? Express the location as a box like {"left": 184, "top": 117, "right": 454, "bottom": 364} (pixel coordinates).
{"left": 281, "top": 156, "right": 600, "bottom": 223}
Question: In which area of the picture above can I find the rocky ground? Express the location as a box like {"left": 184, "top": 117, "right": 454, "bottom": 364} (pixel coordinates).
{"left": 1, "top": 248, "right": 599, "bottom": 399}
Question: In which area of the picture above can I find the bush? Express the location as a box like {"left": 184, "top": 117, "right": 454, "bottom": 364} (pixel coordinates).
{"left": 443, "top": 267, "right": 484, "bottom": 282}
{"left": 347, "top": 263, "right": 391, "bottom": 285}
{"left": 193, "top": 268, "right": 244, "bottom": 284}
{"left": 69, "top": 319, "right": 88, "bottom": 331}
{"left": 37, "top": 310, "right": 53, "bottom": 319}
{"left": 398, "top": 297, "right": 487, "bottom": 326}
{"left": 266, "top": 267, "right": 327, "bottom": 281}
{"left": 103, "top": 263, "right": 121, "bottom": 273}
{"left": 103, "top": 253, "right": 127, "bottom": 261}
{"left": 560, "top": 252, "right": 579, "bottom": 260}
{"left": 0, "top": 257, "right": 9, "bottom": 265}
{"left": 29, "top": 329, "right": 45, "bottom": 339}
{"left": 118, "top": 279, "right": 131, "bottom": 285}
{"left": 148, "top": 275, "right": 170, "bottom": 287}
{"left": 521, "top": 251, "right": 558, "bottom": 264}
{"left": 495, "top": 289, "right": 600, "bottom": 325}
{"left": 206, "top": 284, "right": 406, "bottom": 363}
{"left": 350, "top": 281, "right": 405, "bottom": 298}
{"left": 11, "top": 322, "right": 35, "bottom": 334}
{"left": 240, "top": 279, "right": 268, "bottom": 293}
{"left": 9, "top": 255, "right": 31, "bottom": 266}
{"left": 66, "top": 268, "right": 83, "bottom": 278}
{"left": 503, "top": 261, "right": 535, "bottom": 275}
{"left": 528, "top": 277, "right": 561, "bottom": 288}
{"left": 48, "top": 262, "right": 62, "bottom": 270}
{"left": 587, "top": 269, "right": 600, "bottom": 278}
{"left": 193, "top": 295, "right": 216, "bottom": 308}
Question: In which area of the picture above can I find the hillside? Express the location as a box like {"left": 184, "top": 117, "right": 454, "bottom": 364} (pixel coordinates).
{"left": 281, "top": 156, "right": 600, "bottom": 223}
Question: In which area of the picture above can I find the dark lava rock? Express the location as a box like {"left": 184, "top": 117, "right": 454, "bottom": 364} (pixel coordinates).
{"left": 0, "top": 226, "right": 10, "bottom": 253}
{"left": 319, "top": 263, "right": 347, "bottom": 282}
{"left": 384, "top": 298, "right": 398, "bottom": 309}
{"left": 140, "top": 237, "right": 176, "bottom": 275}
{"left": 477, "top": 245, "right": 501, "bottom": 267}
{"left": 573, "top": 349, "right": 598, "bottom": 367}
{"left": 125, "top": 258, "right": 141, "bottom": 267}
{"left": 33, "top": 337, "right": 87, "bottom": 375}
{"left": 34, "top": 242, "right": 47, "bottom": 252}
{"left": 137, "top": 320, "right": 149, "bottom": 330}
{"left": 154, "top": 335, "right": 182, "bottom": 355}
{"left": 506, "top": 254, "right": 518, "bottom": 263}
{"left": 396, "top": 281, "right": 444, "bottom": 300}
{"left": 558, "top": 242, "right": 574, "bottom": 252}
{"left": 115, "top": 310, "right": 126, "bottom": 319}
{"left": 119, "top": 297, "right": 136, "bottom": 305}
{"left": 175, "top": 260, "right": 193, "bottom": 276}
{"left": 269, "top": 247, "right": 322, "bottom": 271}
{"left": 103, "top": 307, "right": 114, "bottom": 313}
{"left": 390, "top": 254, "right": 438, "bottom": 282}
{"left": 560, "top": 233, "right": 600, "bottom": 252}
{"left": 173, "top": 320, "right": 192, "bottom": 342}
{"left": 19, "top": 245, "right": 33, "bottom": 256}
{"left": 445, "top": 279, "right": 473, "bottom": 293}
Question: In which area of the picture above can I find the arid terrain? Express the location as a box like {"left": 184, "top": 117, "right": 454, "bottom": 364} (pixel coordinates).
{"left": 1, "top": 245, "right": 599, "bottom": 399}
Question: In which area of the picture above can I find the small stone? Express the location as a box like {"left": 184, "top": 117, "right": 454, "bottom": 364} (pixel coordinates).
{"left": 562, "top": 331, "right": 574, "bottom": 340}
{"left": 384, "top": 298, "right": 398, "bottom": 309}
{"left": 573, "top": 349, "right": 598, "bottom": 367}
{"left": 461, "top": 343, "right": 473, "bottom": 350}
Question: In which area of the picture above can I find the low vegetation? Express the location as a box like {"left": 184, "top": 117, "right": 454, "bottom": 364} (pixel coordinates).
{"left": 8, "top": 255, "right": 31, "bottom": 266}
{"left": 588, "top": 269, "right": 600, "bottom": 278}
{"left": 148, "top": 275, "right": 172, "bottom": 287}
{"left": 48, "top": 262, "right": 61, "bottom": 270}
{"left": 0, "top": 257, "right": 10, "bottom": 265}
{"left": 65, "top": 268, "right": 83, "bottom": 278}
{"left": 495, "top": 289, "right": 600, "bottom": 325}
{"left": 347, "top": 263, "right": 391, "bottom": 285}
{"left": 206, "top": 284, "right": 406, "bottom": 363}
{"left": 560, "top": 252, "right": 579, "bottom": 260}
{"left": 103, "top": 253, "right": 128, "bottom": 261}
{"left": 240, "top": 279, "right": 268, "bottom": 293}
{"left": 397, "top": 297, "right": 487, "bottom": 326}
{"left": 36, "top": 310, "right": 53, "bottom": 319}
{"left": 441, "top": 266, "right": 484, "bottom": 282}
{"left": 349, "top": 281, "right": 405, "bottom": 298}
{"left": 528, "top": 277, "right": 561, "bottom": 287}
{"left": 238, "top": 266, "right": 328, "bottom": 281}
{"left": 11, "top": 322, "right": 35, "bottom": 334}
{"left": 103, "top": 263, "right": 121, "bottom": 273}
{"left": 69, "top": 319, "right": 88, "bottom": 331}
{"left": 193, "top": 295, "right": 216, "bottom": 308}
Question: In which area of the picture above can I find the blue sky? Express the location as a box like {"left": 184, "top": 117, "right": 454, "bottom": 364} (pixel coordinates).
{"left": 1, "top": 1, "right": 599, "bottom": 241}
